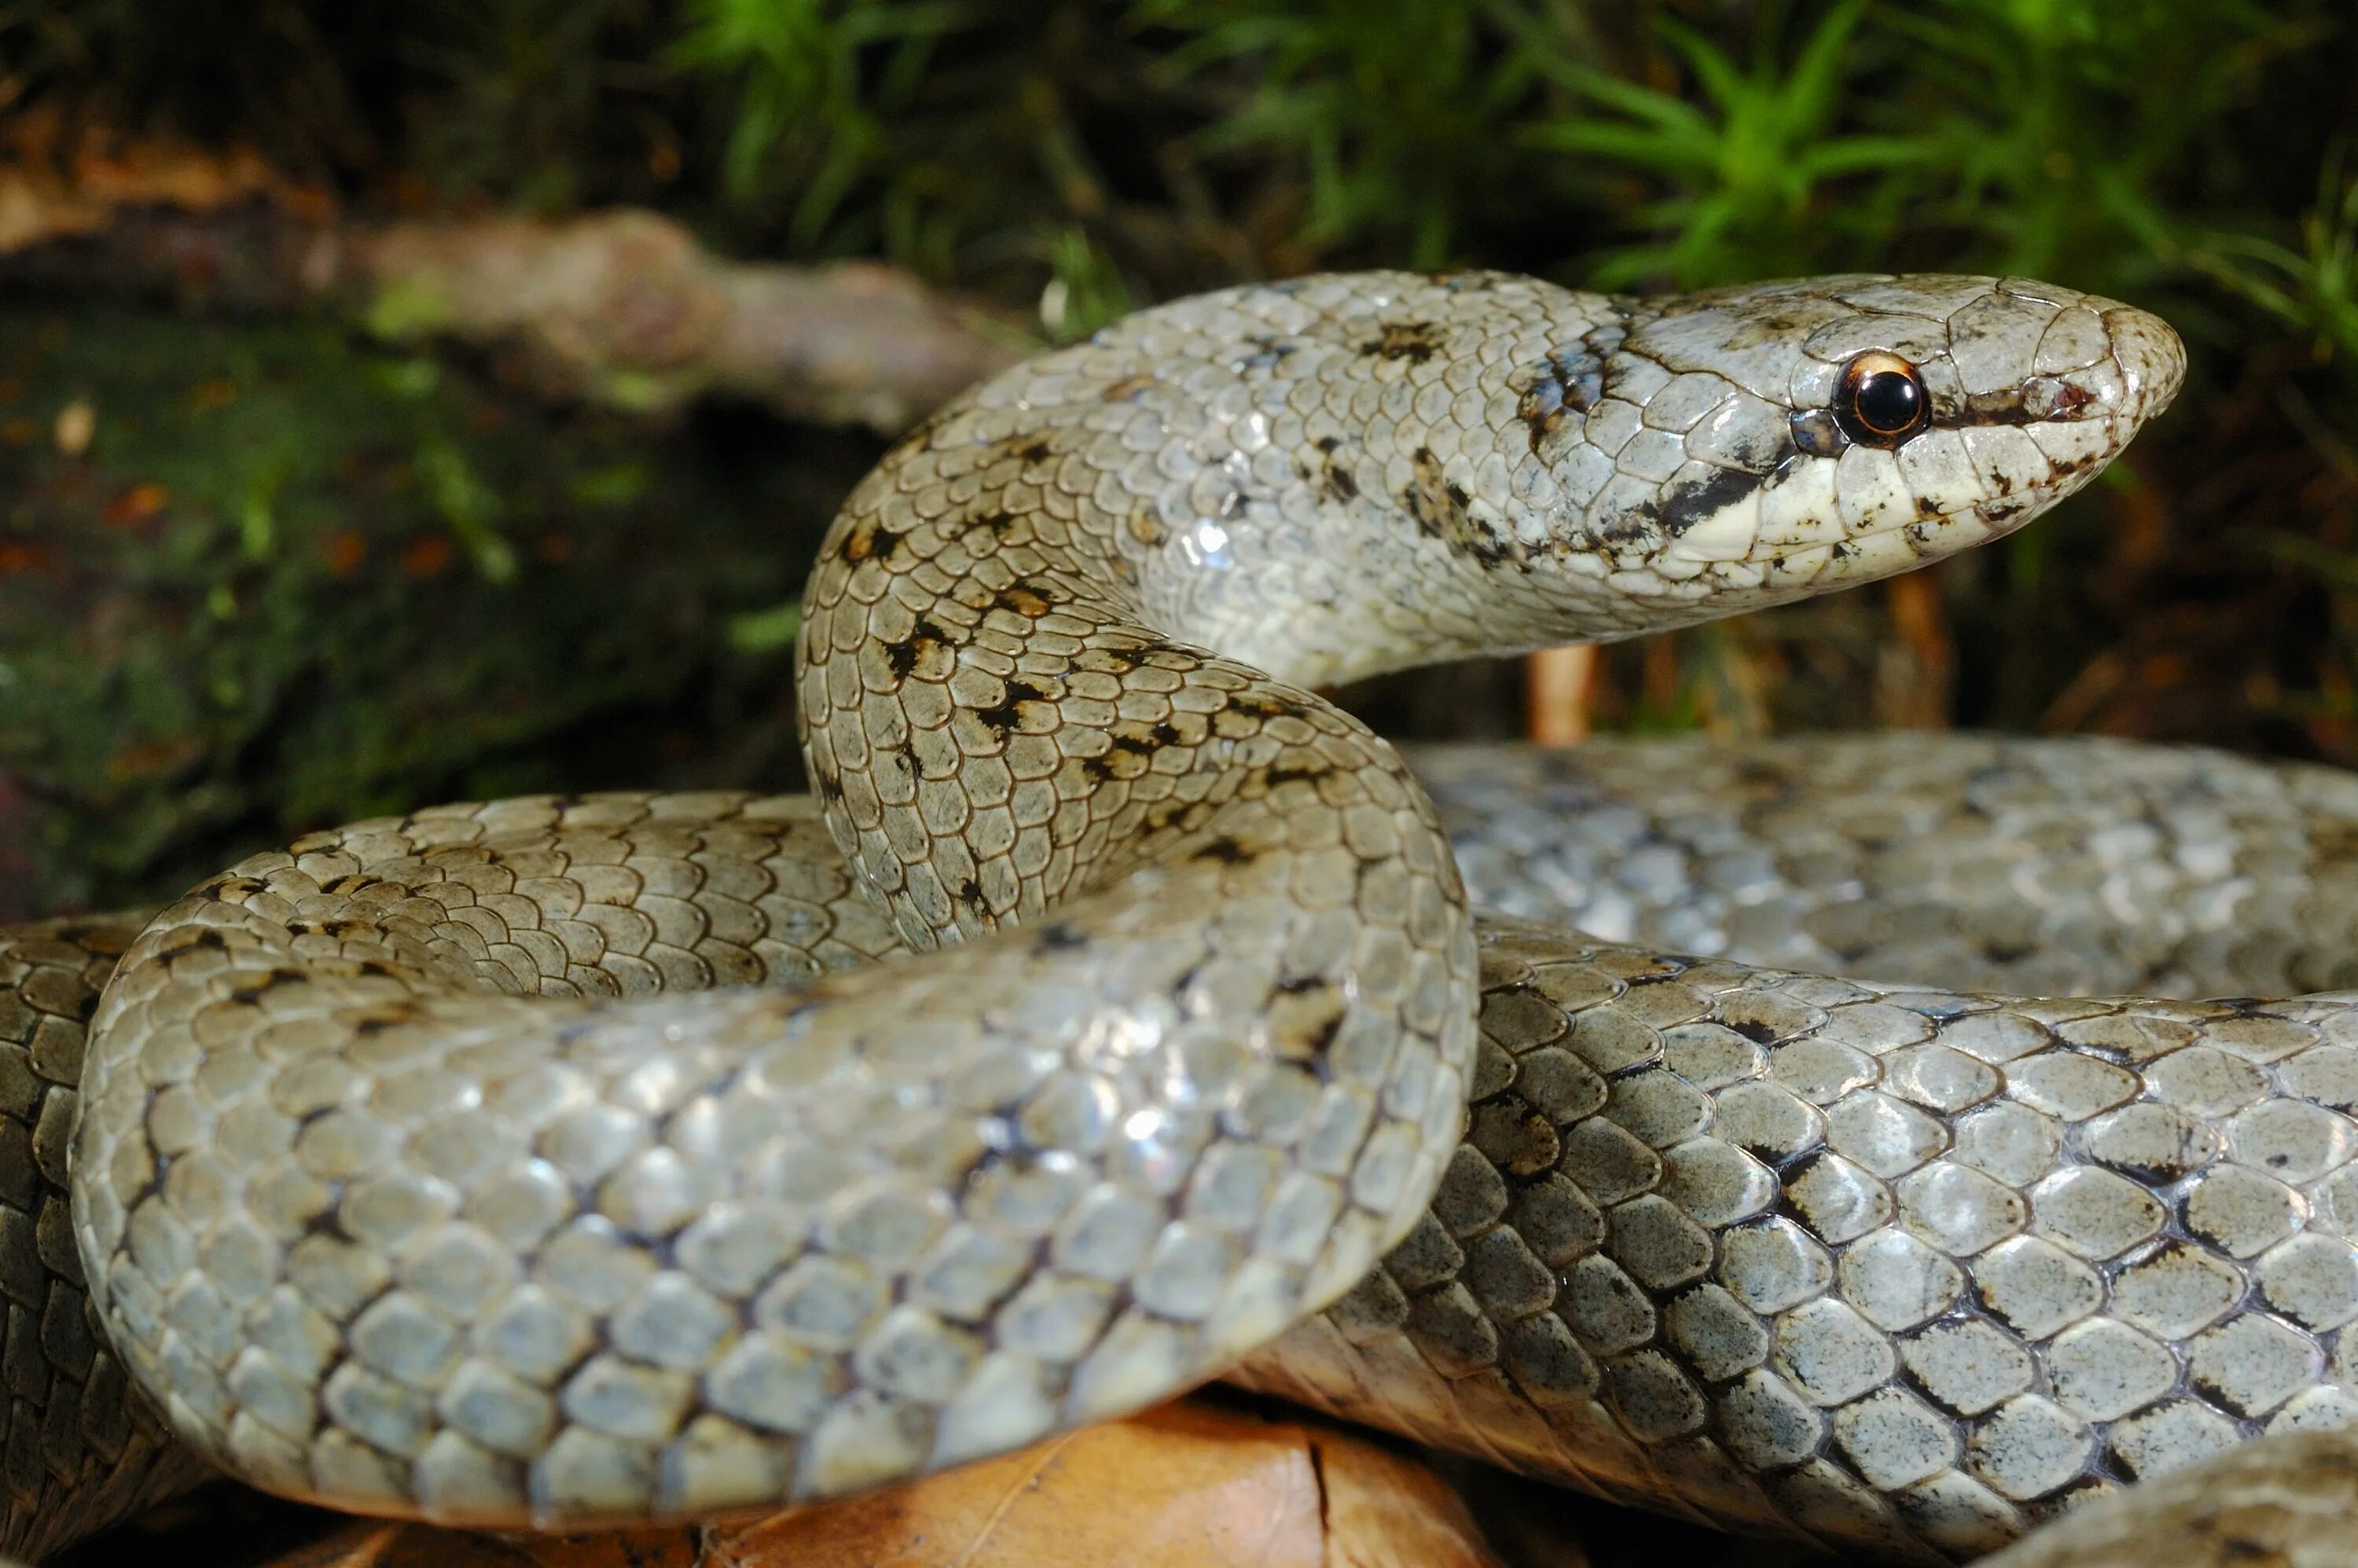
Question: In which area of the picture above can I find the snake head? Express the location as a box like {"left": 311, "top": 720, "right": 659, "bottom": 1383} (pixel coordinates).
{"left": 1526, "top": 273, "right": 2184, "bottom": 628}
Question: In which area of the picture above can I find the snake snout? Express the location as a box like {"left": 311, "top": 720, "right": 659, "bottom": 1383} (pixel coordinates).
{"left": 2099, "top": 303, "right": 2187, "bottom": 425}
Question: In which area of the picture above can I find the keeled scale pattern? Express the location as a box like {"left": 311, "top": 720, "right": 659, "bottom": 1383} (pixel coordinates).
{"left": 1237, "top": 920, "right": 2358, "bottom": 1562}
{"left": 0, "top": 920, "right": 209, "bottom": 1561}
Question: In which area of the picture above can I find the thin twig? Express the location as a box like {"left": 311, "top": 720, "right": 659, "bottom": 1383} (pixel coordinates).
{"left": 1526, "top": 644, "right": 1599, "bottom": 744}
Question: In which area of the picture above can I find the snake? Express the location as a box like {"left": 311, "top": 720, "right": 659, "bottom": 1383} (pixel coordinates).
{"left": 12, "top": 266, "right": 2356, "bottom": 1568}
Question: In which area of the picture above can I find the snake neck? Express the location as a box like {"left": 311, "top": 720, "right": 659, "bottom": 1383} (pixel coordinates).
{"left": 794, "top": 430, "right": 1471, "bottom": 954}
{"left": 806, "top": 270, "right": 2178, "bottom": 703}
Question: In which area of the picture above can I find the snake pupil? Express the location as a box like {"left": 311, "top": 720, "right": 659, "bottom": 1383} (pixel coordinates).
{"left": 1835, "top": 352, "right": 1929, "bottom": 446}
{"left": 1857, "top": 372, "right": 1920, "bottom": 432}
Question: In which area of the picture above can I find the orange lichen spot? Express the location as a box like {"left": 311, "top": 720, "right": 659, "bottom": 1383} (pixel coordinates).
{"left": 534, "top": 532, "right": 574, "bottom": 564}
{"left": 1, "top": 420, "right": 35, "bottom": 446}
{"left": 325, "top": 531, "right": 367, "bottom": 576}
{"left": 103, "top": 483, "right": 169, "bottom": 527}
{"left": 0, "top": 543, "right": 49, "bottom": 574}
{"left": 401, "top": 535, "right": 454, "bottom": 577}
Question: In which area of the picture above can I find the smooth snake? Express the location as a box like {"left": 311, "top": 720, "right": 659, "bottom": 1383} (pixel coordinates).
{"left": 14, "top": 270, "right": 2355, "bottom": 1566}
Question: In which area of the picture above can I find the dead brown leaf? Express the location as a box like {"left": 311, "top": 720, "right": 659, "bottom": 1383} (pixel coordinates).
{"left": 252, "top": 1401, "right": 1500, "bottom": 1568}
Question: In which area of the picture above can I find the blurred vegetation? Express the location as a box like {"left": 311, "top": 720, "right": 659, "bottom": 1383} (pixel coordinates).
{"left": 2, "top": 0, "right": 2356, "bottom": 912}
{"left": 0, "top": 307, "right": 866, "bottom": 913}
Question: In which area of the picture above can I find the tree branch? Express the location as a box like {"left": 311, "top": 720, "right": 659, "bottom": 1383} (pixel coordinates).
{"left": 0, "top": 116, "right": 1023, "bottom": 432}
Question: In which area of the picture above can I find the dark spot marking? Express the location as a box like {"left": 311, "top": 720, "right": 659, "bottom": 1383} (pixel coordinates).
{"left": 1515, "top": 345, "right": 1610, "bottom": 453}
{"left": 1313, "top": 435, "right": 1360, "bottom": 502}
{"left": 1234, "top": 334, "right": 1297, "bottom": 373}
{"left": 1229, "top": 691, "right": 1306, "bottom": 720}
{"left": 1593, "top": 496, "right": 1659, "bottom": 546}
{"left": 1101, "top": 375, "right": 1155, "bottom": 402}
{"left": 840, "top": 519, "right": 904, "bottom": 564}
{"left": 992, "top": 585, "right": 1054, "bottom": 619}
{"left": 972, "top": 678, "right": 1051, "bottom": 736}
{"left": 1034, "top": 922, "right": 1086, "bottom": 953}
{"left": 1017, "top": 440, "right": 1052, "bottom": 464}
{"left": 1658, "top": 465, "right": 1764, "bottom": 539}
{"left": 1362, "top": 321, "right": 1441, "bottom": 363}
{"left": 1403, "top": 447, "right": 1463, "bottom": 543}
{"left": 1078, "top": 645, "right": 1144, "bottom": 675}
{"left": 878, "top": 617, "right": 954, "bottom": 689}
{"left": 1104, "top": 720, "right": 1184, "bottom": 765}
{"left": 226, "top": 969, "right": 307, "bottom": 1006}
{"left": 1190, "top": 835, "right": 1251, "bottom": 865}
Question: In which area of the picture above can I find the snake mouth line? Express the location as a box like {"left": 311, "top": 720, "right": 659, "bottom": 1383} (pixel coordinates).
{"left": 1627, "top": 476, "right": 2083, "bottom": 608}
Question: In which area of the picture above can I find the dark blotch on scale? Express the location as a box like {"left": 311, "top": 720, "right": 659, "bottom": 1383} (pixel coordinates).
{"left": 1658, "top": 465, "right": 1767, "bottom": 538}
{"left": 1516, "top": 349, "right": 1606, "bottom": 453}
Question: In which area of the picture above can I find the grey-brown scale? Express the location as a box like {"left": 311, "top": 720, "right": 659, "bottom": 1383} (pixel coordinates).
{"left": 0, "top": 921, "right": 210, "bottom": 1562}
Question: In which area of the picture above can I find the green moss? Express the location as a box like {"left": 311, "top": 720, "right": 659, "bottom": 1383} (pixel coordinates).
{"left": 0, "top": 307, "right": 869, "bottom": 915}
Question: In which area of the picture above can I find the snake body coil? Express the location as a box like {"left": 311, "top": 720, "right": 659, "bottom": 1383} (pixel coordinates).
{"left": 17, "top": 270, "right": 2329, "bottom": 1566}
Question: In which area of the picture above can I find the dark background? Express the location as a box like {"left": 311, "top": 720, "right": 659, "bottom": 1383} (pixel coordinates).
{"left": 2, "top": 0, "right": 2355, "bottom": 916}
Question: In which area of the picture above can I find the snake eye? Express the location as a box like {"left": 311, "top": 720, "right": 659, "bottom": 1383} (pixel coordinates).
{"left": 1833, "top": 351, "right": 1929, "bottom": 447}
